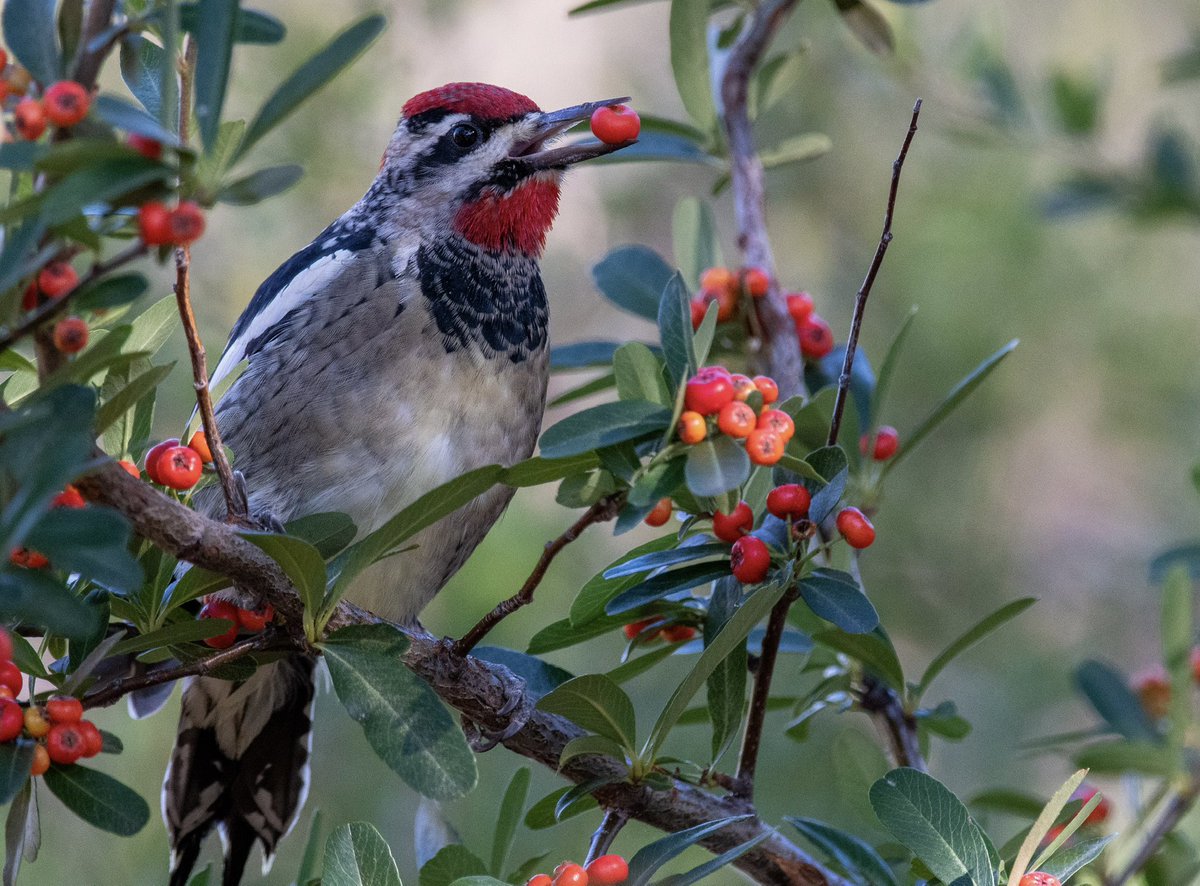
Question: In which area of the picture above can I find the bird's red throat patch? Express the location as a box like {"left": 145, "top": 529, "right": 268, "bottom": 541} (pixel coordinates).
{"left": 453, "top": 178, "right": 561, "bottom": 256}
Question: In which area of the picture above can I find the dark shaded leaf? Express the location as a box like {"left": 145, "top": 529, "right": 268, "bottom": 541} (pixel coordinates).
{"left": 193, "top": 0, "right": 240, "bottom": 152}
{"left": 523, "top": 786, "right": 597, "bottom": 830}
{"left": 591, "top": 245, "right": 674, "bottom": 321}
{"left": 43, "top": 764, "right": 149, "bottom": 836}
{"left": 786, "top": 816, "right": 899, "bottom": 886}
{"left": 605, "top": 542, "right": 729, "bottom": 579}
{"left": 539, "top": 400, "right": 670, "bottom": 460}
{"left": 550, "top": 341, "right": 624, "bottom": 369}
{"left": 217, "top": 164, "right": 304, "bottom": 205}
{"left": 685, "top": 436, "right": 750, "bottom": 498}
{"left": 1074, "top": 660, "right": 1161, "bottom": 743}
{"left": 626, "top": 815, "right": 753, "bottom": 886}
{"left": 657, "top": 272, "right": 695, "bottom": 384}
{"left": 420, "top": 844, "right": 487, "bottom": 886}
{"left": 0, "top": 743, "right": 34, "bottom": 806}
{"left": 814, "top": 628, "right": 904, "bottom": 691}
{"left": 240, "top": 531, "right": 327, "bottom": 614}
{"left": 472, "top": 647, "right": 572, "bottom": 701}
{"left": 27, "top": 506, "right": 142, "bottom": 593}
{"left": 605, "top": 562, "right": 730, "bottom": 615}
{"left": 179, "top": 4, "right": 286, "bottom": 44}
{"left": 800, "top": 568, "right": 879, "bottom": 634}
{"left": 490, "top": 767, "right": 530, "bottom": 877}
{"left": 2, "top": 0, "right": 60, "bottom": 85}
{"left": 655, "top": 831, "right": 771, "bottom": 886}
{"left": 91, "top": 95, "right": 182, "bottom": 147}
{"left": 0, "top": 570, "right": 107, "bottom": 641}
{"left": 537, "top": 674, "right": 637, "bottom": 751}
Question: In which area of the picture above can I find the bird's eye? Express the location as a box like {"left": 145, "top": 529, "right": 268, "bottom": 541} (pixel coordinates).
{"left": 450, "top": 123, "right": 480, "bottom": 149}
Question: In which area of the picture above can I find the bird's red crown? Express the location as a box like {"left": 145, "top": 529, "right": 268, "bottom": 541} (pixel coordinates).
{"left": 402, "top": 83, "right": 539, "bottom": 121}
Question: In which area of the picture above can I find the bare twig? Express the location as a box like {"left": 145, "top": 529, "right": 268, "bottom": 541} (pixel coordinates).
{"left": 453, "top": 493, "right": 624, "bottom": 656}
{"left": 859, "top": 674, "right": 926, "bottom": 772}
{"left": 827, "top": 99, "right": 923, "bottom": 448}
{"left": 72, "top": 0, "right": 120, "bottom": 91}
{"left": 1105, "top": 780, "right": 1200, "bottom": 886}
{"left": 734, "top": 587, "right": 796, "bottom": 798}
{"left": 585, "top": 808, "right": 629, "bottom": 866}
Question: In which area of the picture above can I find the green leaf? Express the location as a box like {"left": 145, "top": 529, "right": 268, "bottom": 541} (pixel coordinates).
{"left": 1038, "top": 835, "right": 1116, "bottom": 882}
{"left": 0, "top": 742, "right": 34, "bottom": 806}
{"left": 91, "top": 95, "right": 183, "bottom": 147}
{"left": 626, "top": 815, "right": 753, "bottom": 886}
{"left": 538, "top": 401, "right": 670, "bottom": 460}
{"left": 591, "top": 245, "right": 674, "bottom": 321}
{"left": 814, "top": 628, "right": 904, "bottom": 691}
{"left": 643, "top": 582, "right": 787, "bottom": 760}
{"left": 94, "top": 362, "right": 174, "bottom": 434}
{"left": 43, "top": 764, "right": 150, "bottom": 836}
{"left": 323, "top": 822, "right": 402, "bottom": 886}
{"left": 570, "top": 535, "right": 678, "bottom": 627}
{"left": 685, "top": 436, "right": 751, "bottom": 498}
{"left": 240, "top": 531, "right": 327, "bottom": 614}
{"left": 536, "top": 674, "right": 637, "bottom": 752}
{"left": 26, "top": 506, "right": 143, "bottom": 593}
{"left": 504, "top": 453, "right": 601, "bottom": 487}
{"left": 27, "top": 158, "right": 171, "bottom": 226}
{"left": 871, "top": 306, "right": 918, "bottom": 421}
{"left": 74, "top": 272, "right": 150, "bottom": 313}
{"left": 421, "top": 845, "right": 488, "bottom": 886}
{"left": 108, "top": 618, "right": 236, "bottom": 656}
{"left": 569, "top": 0, "right": 656, "bottom": 14}
{"left": 914, "top": 597, "right": 1035, "bottom": 700}
{"left": 885, "top": 340, "right": 1019, "bottom": 474}
{"left": 120, "top": 35, "right": 169, "bottom": 123}
{"left": 800, "top": 569, "right": 879, "bottom": 634}
{"left": 1008, "top": 769, "right": 1088, "bottom": 884}
{"left": 217, "top": 163, "right": 304, "bottom": 205}
{"left": 550, "top": 340, "right": 625, "bottom": 369}
{"left": 593, "top": 130, "right": 721, "bottom": 167}
{"left": 193, "top": 0, "right": 240, "bottom": 152}
{"left": 613, "top": 342, "right": 671, "bottom": 406}
{"left": 604, "top": 542, "right": 729, "bottom": 579}
{"left": 1073, "top": 739, "right": 1177, "bottom": 776}
{"left": 672, "top": 197, "right": 722, "bottom": 287}
{"left": 705, "top": 578, "right": 746, "bottom": 763}
{"left": 1150, "top": 542, "right": 1200, "bottom": 583}
{"left": 558, "top": 734, "right": 627, "bottom": 768}
{"left": 4, "top": 777, "right": 36, "bottom": 886}
{"left": 833, "top": 0, "right": 895, "bottom": 55}
{"left": 296, "top": 810, "right": 324, "bottom": 886}
{"left": 785, "top": 816, "right": 899, "bottom": 886}
{"left": 195, "top": 119, "right": 245, "bottom": 194}
{"left": 236, "top": 15, "right": 386, "bottom": 161}
{"left": 523, "top": 786, "right": 597, "bottom": 830}
{"left": 323, "top": 624, "right": 477, "bottom": 800}
{"left": 167, "top": 565, "right": 230, "bottom": 609}
{"left": 549, "top": 374, "right": 617, "bottom": 407}
{"left": 654, "top": 832, "right": 772, "bottom": 886}
{"left": 657, "top": 272, "right": 695, "bottom": 385}
{"left": 760, "top": 133, "right": 834, "bottom": 168}
{"left": 178, "top": 4, "right": 286, "bottom": 44}
{"left": 527, "top": 613, "right": 632, "bottom": 654}
{"left": 2, "top": 0, "right": 60, "bottom": 86}
{"left": 490, "top": 767, "right": 530, "bottom": 877}
{"left": 285, "top": 512, "right": 357, "bottom": 559}
{"left": 1161, "top": 566, "right": 1194, "bottom": 751}
{"left": 668, "top": 0, "right": 716, "bottom": 132}
{"left": 1074, "top": 660, "right": 1161, "bottom": 743}
{"left": 605, "top": 562, "right": 731, "bottom": 615}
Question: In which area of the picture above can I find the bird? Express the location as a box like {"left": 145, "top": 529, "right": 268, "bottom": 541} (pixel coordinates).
{"left": 161, "top": 82, "right": 633, "bottom": 886}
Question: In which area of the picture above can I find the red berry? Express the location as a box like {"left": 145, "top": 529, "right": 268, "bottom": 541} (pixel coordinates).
{"left": 551, "top": 862, "right": 588, "bottom": 886}
{"left": 717, "top": 400, "right": 757, "bottom": 439}
{"left": 730, "top": 535, "right": 771, "bottom": 584}
{"left": 0, "top": 661, "right": 22, "bottom": 696}
{"left": 168, "top": 201, "right": 206, "bottom": 245}
{"left": 117, "top": 459, "right": 141, "bottom": 479}
{"left": 622, "top": 618, "right": 662, "bottom": 642}
{"left": 52, "top": 485, "right": 86, "bottom": 509}
{"left": 9, "top": 548, "right": 48, "bottom": 570}
{"left": 188, "top": 429, "right": 214, "bottom": 463}
{"left": 699, "top": 267, "right": 737, "bottom": 296}
{"left": 144, "top": 438, "right": 180, "bottom": 484}
{"left": 1071, "top": 785, "right": 1110, "bottom": 826}
{"left": 236, "top": 603, "right": 274, "bottom": 633}
{"left": 21, "top": 282, "right": 38, "bottom": 311}
{"left": 590, "top": 104, "right": 640, "bottom": 144}
{"left": 1018, "top": 875, "right": 1062, "bottom": 886}
{"left": 45, "top": 695, "right": 83, "bottom": 724}
{"left": 0, "top": 699, "right": 22, "bottom": 742}
{"left": 527, "top": 877, "right": 552, "bottom": 886}
{"left": 752, "top": 375, "right": 779, "bottom": 404}
{"left": 37, "top": 261, "right": 78, "bottom": 299}
{"left": 730, "top": 374, "right": 758, "bottom": 402}
{"left": 46, "top": 723, "right": 85, "bottom": 765}
{"left": 860, "top": 426, "right": 899, "bottom": 461}
{"left": 684, "top": 367, "right": 735, "bottom": 415}
{"left": 30, "top": 745, "right": 50, "bottom": 777}
{"left": 689, "top": 298, "right": 706, "bottom": 331}
{"left": 786, "top": 291, "right": 814, "bottom": 322}
{"left": 1133, "top": 669, "right": 1171, "bottom": 719}
{"left": 127, "top": 133, "right": 162, "bottom": 159}
{"left": 701, "top": 285, "right": 738, "bottom": 322}
{"left": 13, "top": 98, "right": 46, "bottom": 140}
{"left": 712, "top": 502, "right": 753, "bottom": 542}
{"left": 158, "top": 445, "right": 202, "bottom": 490}
{"left": 0, "top": 627, "right": 12, "bottom": 663}
{"left": 52, "top": 316, "right": 88, "bottom": 354}
{"left": 766, "top": 484, "right": 811, "bottom": 520}
{"left": 799, "top": 314, "right": 834, "bottom": 359}
{"left": 138, "top": 202, "right": 173, "bottom": 245}
{"left": 586, "top": 855, "right": 629, "bottom": 886}
{"left": 836, "top": 507, "right": 876, "bottom": 549}
{"left": 1191, "top": 647, "right": 1200, "bottom": 684}
{"left": 77, "top": 720, "right": 103, "bottom": 758}
{"left": 741, "top": 267, "right": 770, "bottom": 297}
{"left": 0, "top": 49, "right": 7, "bottom": 71}
{"left": 643, "top": 498, "right": 672, "bottom": 528}
{"left": 42, "top": 81, "right": 90, "bottom": 127}
{"left": 745, "top": 429, "right": 785, "bottom": 466}
{"left": 757, "top": 409, "right": 795, "bottom": 442}
{"left": 661, "top": 625, "right": 696, "bottom": 643}
{"left": 199, "top": 599, "right": 240, "bottom": 649}
{"left": 677, "top": 410, "right": 707, "bottom": 445}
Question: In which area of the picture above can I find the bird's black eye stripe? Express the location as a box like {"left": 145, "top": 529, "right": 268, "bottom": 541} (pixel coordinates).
{"left": 450, "top": 123, "right": 480, "bottom": 149}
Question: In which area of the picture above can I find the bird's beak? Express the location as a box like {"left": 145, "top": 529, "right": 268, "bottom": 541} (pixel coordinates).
{"left": 511, "top": 96, "right": 636, "bottom": 169}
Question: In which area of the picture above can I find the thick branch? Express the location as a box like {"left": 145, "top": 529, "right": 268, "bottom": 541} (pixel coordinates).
{"left": 453, "top": 493, "right": 624, "bottom": 656}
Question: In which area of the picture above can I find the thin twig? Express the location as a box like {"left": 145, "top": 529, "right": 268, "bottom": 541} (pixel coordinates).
{"left": 453, "top": 493, "right": 624, "bottom": 656}
{"left": 585, "top": 808, "right": 629, "bottom": 866}
{"left": 172, "top": 38, "right": 243, "bottom": 521}
{"left": 859, "top": 673, "right": 926, "bottom": 772}
{"left": 1105, "top": 781, "right": 1199, "bottom": 886}
{"left": 734, "top": 587, "right": 796, "bottom": 798}
{"left": 0, "top": 242, "right": 148, "bottom": 354}
{"left": 827, "top": 99, "right": 923, "bottom": 448}
{"left": 72, "top": 0, "right": 120, "bottom": 91}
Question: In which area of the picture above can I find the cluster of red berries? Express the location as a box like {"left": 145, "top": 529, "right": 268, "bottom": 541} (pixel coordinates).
{"left": 526, "top": 855, "right": 629, "bottom": 886}
{"left": 784, "top": 291, "right": 836, "bottom": 360}
{"left": 590, "top": 104, "right": 640, "bottom": 145}
{"left": 1132, "top": 649, "right": 1200, "bottom": 719}
{"left": 8, "top": 476, "right": 134, "bottom": 569}
{"left": 0, "top": 629, "right": 103, "bottom": 776}
{"left": 689, "top": 266, "right": 770, "bottom": 329}
{"left": 7, "top": 68, "right": 91, "bottom": 141}
{"left": 143, "top": 431, "right": 213, "bottom": 492}
{"left": 138, "top": 200, "right": 206, "bottom": 247}
{"left": 678, "top": 366, "right": 793, "bottom": 466}
{"left": 22, "top": 260, "right": 80, "bottom": 312}
{"left": 198, "top": 597, "right": 275, "bottom": 649}
{"left": 1019, "top": 874, "right": 1061, "bottom": 886}
{"left": 622, "top": 616, "right": 696, "bottom": 644}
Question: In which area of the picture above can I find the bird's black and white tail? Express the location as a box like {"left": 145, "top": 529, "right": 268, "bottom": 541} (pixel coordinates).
{"left": 163, "top": 655, "right": 316, "bottom": 886}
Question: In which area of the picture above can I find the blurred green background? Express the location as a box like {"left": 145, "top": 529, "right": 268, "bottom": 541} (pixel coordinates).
{"left": 22, "top": 0, "right": 1200, "bottom": 881}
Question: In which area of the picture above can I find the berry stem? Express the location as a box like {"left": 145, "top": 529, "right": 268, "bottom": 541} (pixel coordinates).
{"left": 585, "top": 808, "right": 629, "bottom": 867}
{"left": 826, "top": 99, "right": 923, "bottom": 449}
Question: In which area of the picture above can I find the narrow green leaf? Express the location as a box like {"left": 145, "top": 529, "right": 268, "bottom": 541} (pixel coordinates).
{"left": 91, "top": 95, "right": 183, "bottom": 147}
{"left": 296, "top": 810, "right": 324, "bottom": 886}
{"left": 550, "top": 340, "right": 625, "bottom": 369}
{"left": 869, "top": 768, "right": 995, "bottom": 886}
{"left": 1008, "top": 769, "right": 1088, "bottom": 883}
{"left": 604, "top": 542, "right": 729, "bottom": 579}
{"left": 785, "top": 816, "right": 899, "bottom": 886}
{"left": 613, "top": 342, "right": 671, "bottom": 406}
{"left": 570, "top": 535, "right": 677, "bottom": 627}
{"left": 3, "top": 777, "right": 36, "bottom": 886}
{"left": 167, "top": 565, "right": 230, "bottom": 610}
{"left": 643, "top": 582, "right": 787, "bottom": 759}
{"left": 193, "top": 0, "right": 239, "bottom": 152}
{"left": 1037, "top": 835, "right": 1116, "bottom": 882}
{"left": 591, "top": 245, "right": 674, "bottom": 321}
{"left": 871, "top": 306, "right": 918, "bottom": 421}
{"left": 657, "top": 272, "right": 695, "bottom": 385}
{"left": 323, "top": 624, "right": 477, "bottom": 800}
{"left": 490, "top": 767, "right": 530, "bottom": 877}
{"left": 1074, "top": 660, "right": 1161, "bottom": 743}
{"left": 814, "top": 628, "right": 904, "bottom": 691}
{"left": 217, "top": 163, "right": 304, "bottom": 205}
{"left": 759, "top": 133, "right": 833, "bottom": 168}
{"left": 31, "top": 158, "right": 171, "bottom": 226}
{"left": 323, "top": 822, "right": 402, "bottom": 886}
{"left": 605, "top": 562, "right": 731, "bottom": 615}
{"left": 833, "top": 0, "right": 895, "bottom": 55}
{"left": 124, "top": 294, "right": 180, "bottom": 357}
{"left": 668, "top": 0, "right": 716, "bottom": 132}
{"left": 74, "top": 272, "right": 150, "bottom": 313}
{"left": 108, "top": 618, "right": 235, "bottom": 656}
{"left": 528, "top": 613, "right": 631, "bottom": 654}
{"left": 1161, "top": 565, "right": 1194, "bottom": 749}
{"left": 1029, "top": 793, "right": 1104, "bottom": 872}
{"left": 536, "top": 674, "right": 637, "bottom": 752}
{"left": 178, "top": 4, "right": 286, "bottom": 44}
{"left": 523, "top": 786, "right": 597, "bottom": 830}
{"left": 2, "top": 0, "right": 60, "bottom": 86}
{"left": 240, "top": 531, "right": 327, "bottom": 614}
{"left": 915, "top": 598, "right": 1035, "bottom": 700}
{"left": 504, "top": 453, "right": 601, "bottom": 488}
{"left": 120, "top": 34, "right": 168, "bottom": 122}
{"left": 94, "top": 363, "right": 174, "bottom": 434}
{"left": 538, "top": 401, "right": 670, "bottom": 460}
{"left": 548, "top": 374, "right": 617, "bottom": 407}
{"left": 43, "top": 764, "right": 150, "bottom": 836}
{"left": 672, "top": 197, "right": 722, "bottom": 287}
{"left": 655, "top": 831, "right": 772, "bottom": 886}
{"left": 0, "top": 743, "right": 33, "bottom": 806}
{"left": 1073, "top": 739, "right": 1177, "bottom": 775}
{"left": 626, "top": 815, "right": 753, "bottom": 886}
{"left": 237, "top": 15, "right": 386, "bottom": 161}
{"left": 558, "top": 734, "right": 626, "bottom": 768}
{"left": 705, "top": 578, "right": 745, "bottom": 763}
{"left": 885, "top": 340, "right": 1018, "bottom": 474}
{"left": 685, "top": 436, "right": 751, "bottom": 498}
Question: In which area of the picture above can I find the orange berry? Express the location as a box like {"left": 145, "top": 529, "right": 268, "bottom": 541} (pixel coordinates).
{"left": 30, "top": 744, "right": 50, "bottom": 777}
{"left": 52, "top": 316, "right": 88, "bottom": 353}
{"left": 730, "top": 374, "right": 758, "bottom": 401}
{"left": 0, "top": 699, "right": 22, "bottom": 742}
{"left": 745, "top": 429, "right": 785, "bottom": 466}
{"left": 188, "top": 430, "right": 213, "bottom": 463}
{"left": 46, "top": 723, "right": 84, "bottom": 764}
{"left": 551, "top": 862, "right": 588, "bottom": 886}
{"left": 77, "top": 720, "right": 103, "bottom": 758}
{"left": 741, "top": 267, "right": 770, "bottom": 297}
{"left": 23, "top": 706, "right": 50, "bottom": 738}
{"left": 758, "top": 409, "right": 795, "bottom": 442}
{"left": 42, "top": 81, "right": 90, "bottom": 127}
{"left": 117, "top": 459, "right": 141, "bottom": 479}
{"left": 138, "top": 202, "right": 173, "bottom": 245}
{"left": 717, "top": 400, "right": 757, "bottom": 438}
{"left": 1133, "top": 669, "right": 1171, "bottom": 719}
{"left": 677, "top": 411, "right": 707, "bottom": 444}
{"left": 168, "top": 201, "right": 206, "bottom": 245}
{"left": 752, "top": 376, "right": 779, "bottom": 404}
{"left": 158, "top": 445, "right": 203, "bottom": 490}
{"left": 13, "top": 98, "right": 46, "bottom": 139}
{"left": 37, "top": 262, "right": 78, "bottom": 299}
{"left": 236, "top": 603, "right": 274, "bottom": 633}
{"left": 586, "top": 855, "right": 629, "bottom": 886}
{"left": 699, "top": 267, "right": 737, "bottom": 297}
{"left": 643, "top": 498, "right": 672, "bottom": 527}
{"left": 45, "top": 696, "right": 83, "bottom": 724}
{"left": 52, "top": 485, "right": 86, "bottom": 509}
{"left": 786, "top": 291, "right": 814, "bottom": 322}
{"left": 699, "top": 286, "right": 737, "bottom": 322}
